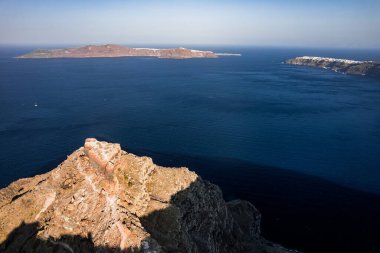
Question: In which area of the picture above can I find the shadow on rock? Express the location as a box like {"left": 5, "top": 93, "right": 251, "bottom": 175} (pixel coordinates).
{"left": 0, "top": 178, "right": 288, "bottom": 253}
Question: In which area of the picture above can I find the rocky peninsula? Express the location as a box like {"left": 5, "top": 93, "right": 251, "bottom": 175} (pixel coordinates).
{"left": 286, "top": 56, "right": 380, "bottom": 77}
{"left": 0, "top": 138, "right": 289, "bottom": 253}
{"left": 17, "top": 44, "right": 241, "bottom": 59}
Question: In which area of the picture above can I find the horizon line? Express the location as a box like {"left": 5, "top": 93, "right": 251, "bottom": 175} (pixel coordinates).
{"left": 1, "top": 43, "right": 380, "bottom": 50}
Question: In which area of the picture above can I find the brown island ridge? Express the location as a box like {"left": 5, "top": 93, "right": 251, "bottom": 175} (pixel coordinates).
{"left": 0, "top": 138, "right": 291, "bottom": 253}
{"left": 17, "top": 44, "right": 241, "bottom": 59}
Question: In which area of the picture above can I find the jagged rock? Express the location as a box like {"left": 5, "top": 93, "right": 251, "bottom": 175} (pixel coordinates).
{"left": 84, "top": 138, "right": 121, "bottom": 173}
{"left": 0, "top": 139, "right": 291, "bottom": 253}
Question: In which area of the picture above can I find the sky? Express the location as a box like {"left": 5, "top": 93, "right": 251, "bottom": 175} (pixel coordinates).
{"left": 0, "top": 0, "right": 379, "bottom": 48}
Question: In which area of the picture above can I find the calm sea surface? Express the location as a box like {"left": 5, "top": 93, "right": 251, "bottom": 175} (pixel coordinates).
{"left": 1, "top": 46, "right": 380, "bottom": 252}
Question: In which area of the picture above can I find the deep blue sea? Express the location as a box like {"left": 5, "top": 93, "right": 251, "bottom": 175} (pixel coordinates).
{"left": 1, "top": 46, "right": 380, "bottom": 252}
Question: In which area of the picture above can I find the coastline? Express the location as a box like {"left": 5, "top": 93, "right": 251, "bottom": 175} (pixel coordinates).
{"left": 16, "top": 44, "right": 241, "bottom": 59}
{"left": 285, "top": 56, "right": 380, "bottom": 77}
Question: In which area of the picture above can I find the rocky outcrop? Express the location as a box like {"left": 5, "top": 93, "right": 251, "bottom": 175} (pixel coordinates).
{"left": 286, "top": 56, "right": 380, "bottom": 77}
{"left": 16, "top": 45, "right": 240, "bottom": 59}
{"left": 0, "top": 138, "right": 290, "bottom": 253}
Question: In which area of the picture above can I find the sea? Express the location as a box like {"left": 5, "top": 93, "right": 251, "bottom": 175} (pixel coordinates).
{"left": 1, "top": 46, "right": 380, "bottom": 252}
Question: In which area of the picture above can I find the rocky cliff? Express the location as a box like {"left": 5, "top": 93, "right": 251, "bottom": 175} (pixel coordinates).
{"left": 0, "top": 138, "right": 289, "bottom": 253}
{"left": 17, "top": 45, "right": 240, "bottom": 59}
{"left": 286, "top": 56, "right": 380, "bottom": 77}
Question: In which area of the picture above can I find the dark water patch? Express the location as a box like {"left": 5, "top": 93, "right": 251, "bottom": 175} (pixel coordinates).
{"left": 131, "top": 149, "right": 380, "bottom": 253}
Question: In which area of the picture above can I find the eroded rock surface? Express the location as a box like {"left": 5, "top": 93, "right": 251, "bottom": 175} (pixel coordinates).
{"left": 0, "top": 138, "right": 291, "bottom": 253}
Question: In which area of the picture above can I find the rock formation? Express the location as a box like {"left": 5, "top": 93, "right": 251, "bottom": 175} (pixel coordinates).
{"left": 16, "top": 44, "right": 240, "bottom": 59}
{"left": 0, "top": 138, "right": 290, "bottom": 253}
{"left": 286, "top": 56, "right": 380, "bottom": 77}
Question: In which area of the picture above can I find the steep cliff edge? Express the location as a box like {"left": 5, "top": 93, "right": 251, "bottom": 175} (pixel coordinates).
{"left": 0, "top": 138, "right": 290, "bottom": 253}
{"left": 286, "top": 56, "right": 380, "bottom": 77}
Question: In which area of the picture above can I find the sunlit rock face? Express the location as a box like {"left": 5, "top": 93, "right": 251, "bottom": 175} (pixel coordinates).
{"left": 0, "top": 139, "right": 290, "bottom": 253}
{"left": 84, "top": 138, "right": 121, "bottom": 174}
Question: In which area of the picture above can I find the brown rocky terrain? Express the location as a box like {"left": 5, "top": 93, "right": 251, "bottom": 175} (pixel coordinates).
{"left": 16, "top": 45, "right": 240, "bottom": 59}
{"left": 286, "top": 56, "right": 380, "bottom": 78}
{"left": 0, "top": 138, "right": 290, "bottom": 253}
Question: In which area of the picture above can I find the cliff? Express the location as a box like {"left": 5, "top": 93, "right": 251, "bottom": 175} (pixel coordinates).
{"left": 0, "top": 138, "right": 289, "bottom": 253}
{"left": 286, "top": 56, "right": 380, "bottom": 77}
{"left": 16, "top": 45, "right": 240, "bottom": 59}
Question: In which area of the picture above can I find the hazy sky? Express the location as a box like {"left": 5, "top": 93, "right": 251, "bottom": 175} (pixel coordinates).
{"left": 0, "top": 0, "right": 379, "bottom": 48}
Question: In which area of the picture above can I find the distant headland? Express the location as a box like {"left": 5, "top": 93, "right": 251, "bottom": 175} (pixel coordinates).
{"left": 17, "top": 44, "right": 241, "bottom": 59}
{"left": 286, "top": 56, "right": 380, "bottom": 78}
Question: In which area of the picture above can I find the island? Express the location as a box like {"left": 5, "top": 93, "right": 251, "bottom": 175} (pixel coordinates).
{"left": 17, "top": 44, "right": 241, "bottom": 59}
{"left": 286, "top": 56, "right": 380, "bottom": 77}
{"left": 0, "top": 138, "right": 290, "bottom": 253}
